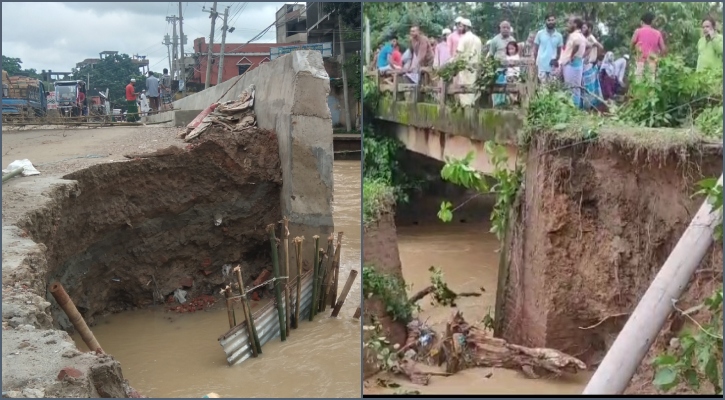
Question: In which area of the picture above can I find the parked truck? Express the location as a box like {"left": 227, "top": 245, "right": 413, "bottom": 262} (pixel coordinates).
{"left": 2, "top": 70, "right": 48, "bottom": 122}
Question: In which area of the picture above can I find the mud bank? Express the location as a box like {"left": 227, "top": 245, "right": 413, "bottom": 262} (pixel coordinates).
{"left": 497, "top": 133, "right": 723, "bottom": 393}
{"left": 2, "top": 128, "right": 281, "bottom": 397}
{"left": 3, "top": 50, "right": 335, "bottom": 398}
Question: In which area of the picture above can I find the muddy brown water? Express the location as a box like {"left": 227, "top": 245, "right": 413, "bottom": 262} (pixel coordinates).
{"left": 367, "top": 222, "right": 591, "bottom": 395}
{"left": 73, "top": 161, "right": 362, "bottom": 398}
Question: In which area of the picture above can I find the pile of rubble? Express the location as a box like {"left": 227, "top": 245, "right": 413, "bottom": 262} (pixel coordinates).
{"left": 180, "top": 85, "right": 257, "bottom": 142}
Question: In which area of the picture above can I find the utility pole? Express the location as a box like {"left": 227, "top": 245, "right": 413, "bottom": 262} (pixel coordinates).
{"left": 166, "top": 16, "right": 179, "bottom": 78}
{"left": 338, "top": 13, "right": 352, "bottom": 132}
{"left": 204, "top": 2, "right": 218, "bottom": 89}
{"left": 178, "top": 2, "right": 186, "bottom": 94}
{"left": 163, "top": 34, "right": 173, "bottom": 75}
{"left": 217, "top": 6, "right": 230, "bottom": 85}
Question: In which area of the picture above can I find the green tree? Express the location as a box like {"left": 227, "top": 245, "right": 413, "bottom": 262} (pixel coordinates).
{"left": 72, "top": 53, "right": 145, "bottom": 112}
{"left": 2, "top": 55, "right": 42, "bottom": 79}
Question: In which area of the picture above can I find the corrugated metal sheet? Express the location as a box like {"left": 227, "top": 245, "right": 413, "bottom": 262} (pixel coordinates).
{"left": 219, "top": 269, "right": 316, "bottom": 366}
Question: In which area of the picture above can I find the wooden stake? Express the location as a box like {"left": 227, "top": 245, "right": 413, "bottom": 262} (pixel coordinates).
{"left": 232, "top": 268, "right": 259, "bottom": 357}
{"left": 583, "top": 175, "right": 723, "bottom": 395}
{"left": 266, "top": 224, "right": 286, "bottom": 342}
{"left": 331, "top": 269, "right": 358, "bottom": 317}
{"left": 329, "top": 232, "right": 344, "bottom": 308}
{"left": 293, "top": 236, "right": 304, "bottom": 328}
{"left": 222, "top": 286, "right": 236, "bottom": 329}
{"left": 353, "top": 306, "right": 361, "bottom": 319}
{"left": 281, "top": 218, "right": 291, "bottom": 337}
{"left": 49, "top": 282, "right": 103, "bottom": 353}
{"left": 310, "top": 235, "right": 320, "bottom": 322}
{"left": 316, "top": 248, "right": 327, "bottom": 314}
{"left": 320, "top": 235, "right": 335, "bottom": 312}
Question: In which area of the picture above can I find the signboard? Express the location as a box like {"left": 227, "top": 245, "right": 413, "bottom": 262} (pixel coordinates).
{"left": 47, "top": 92, "right": 57, "bottom": 110}
{"left": 270, "top": 42, "right": 332, "bottom": 60}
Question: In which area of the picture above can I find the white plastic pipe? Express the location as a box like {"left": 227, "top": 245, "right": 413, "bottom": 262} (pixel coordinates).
{"left": 583, "top": 174, "right": 723, "bottom": 394}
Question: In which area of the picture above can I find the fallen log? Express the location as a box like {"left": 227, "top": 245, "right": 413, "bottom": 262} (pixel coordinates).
{"left": 437, "top": 311, "right": 587, "bottom": 379}
{"left": 408, "top": 285, "right": 482, "bottom": 305}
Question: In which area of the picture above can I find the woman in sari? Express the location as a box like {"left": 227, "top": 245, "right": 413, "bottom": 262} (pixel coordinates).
{"left": 581, "top": 22, "right": 604, "bottom": 109}
{"left": 599, "top": 52, "right": 617, "bottom": 100}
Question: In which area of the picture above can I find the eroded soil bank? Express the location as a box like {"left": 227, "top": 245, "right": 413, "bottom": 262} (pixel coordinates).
{"left": 498, "top": 135, "right": 723, "bottom": 394}
{"left": 2, "top": 126, "right": 282, "bottom": 397}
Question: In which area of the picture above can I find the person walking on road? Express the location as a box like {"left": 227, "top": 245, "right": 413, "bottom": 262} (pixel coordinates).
{"left": 696, "top": 17, "right": 723, "bottom": 72}
{"left": 160, "top": 68, "right": 174, "bottom": 111}
{"left": 145, "top": 71, "right": 160, "bottom": 114}
{"left": 125, "top": 78, "right": 139, "bottom": 122}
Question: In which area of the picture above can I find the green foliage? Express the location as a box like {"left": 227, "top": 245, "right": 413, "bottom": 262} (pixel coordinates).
{"left": 438, "top": 142, "right": 522, "bottom": 241}
{"left": 363, "top": 320, "right": 401, "bottom": 372}
{"left": 363, "top": 179, "right": 395, "bottom": 226}
{"left": 364, "top": 2, "right": 452, "bottom": 49}
{"left": 363, "top": 128, "right": 422, "bottom": 203}
{"left": 695, "top": 107, "right": 724, "bottom": 139}
{"left": 427, "top": 266, "right": 458, "bottom": 307}
{"left": 617, "top": 57, "right": 723, "bottom": 130}
{"left": 362, "top": 265, "right": 416, "bottom": 323}
{"left": 72, "top": 53, "right": 146, "bottom": 112}
{"left": 653, "top": 179, "right": 723, "bottom": 394}
{"left": 652, "top": 288, "right": 723, "bottom": 394}
{"left": 2, "top": 55, "right": 41, "bottom": 79}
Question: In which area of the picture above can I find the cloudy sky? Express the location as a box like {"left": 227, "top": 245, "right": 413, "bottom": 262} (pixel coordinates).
{"left": 2, "top": 2, "right": 287, "bottom": 72}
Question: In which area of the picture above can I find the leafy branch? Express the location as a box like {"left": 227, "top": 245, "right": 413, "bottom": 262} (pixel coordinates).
{"left": 437, "top": 142, "right": 523, "bottom": 241}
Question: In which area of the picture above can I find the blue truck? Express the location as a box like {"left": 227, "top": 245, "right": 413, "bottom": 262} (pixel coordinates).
{"left": 2, "top": 70, "right": 48, "bottom": 121}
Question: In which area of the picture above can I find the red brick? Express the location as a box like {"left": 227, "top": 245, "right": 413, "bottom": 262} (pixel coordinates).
{"left": 180, "top": 277, "right": 193, "bottom": 288}
{"left": 252, "top": 269, "right": 271, "bottom": 287}
{"left": 57, "top": 367, "right": 83, "bottom": 381}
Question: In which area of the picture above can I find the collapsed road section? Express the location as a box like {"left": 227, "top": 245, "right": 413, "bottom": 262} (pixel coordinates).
{"left": 2, "top": 50, "right": 335, "bottom": 398}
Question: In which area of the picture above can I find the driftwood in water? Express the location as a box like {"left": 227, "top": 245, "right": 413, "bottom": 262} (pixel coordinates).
{"left": 392, "top": 358, "right": 452, "bottom": 386}
{"left": 436, "top": 311, "right": 587, "bottom": 379}
{"left": 408, "top": 285, "right": 482, "bottom": 305}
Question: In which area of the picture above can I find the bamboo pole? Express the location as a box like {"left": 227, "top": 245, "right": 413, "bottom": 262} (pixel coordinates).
{"left": 49, "top": 282, "right": 103, "bottom": 353}
{"left": 320, "top": 235, "right": 335, "bottom": 312}
{"left": 583, "top": 174, "right": 723, "bottom": 395}
{"left": 321, "top": 234, "right": 340, "bottom": 311}
{"left": 353, "top": 306, "right": 361, "bottom": 320}
{"left": 293, "top": 236, "right": 304, "bottom": 328}
{"left": 222, "top": 286, "right": 236, "bottom": 329}
{"left": 329, "top": 232, "right": 344, "bottom": 308}
{"left": 233, "top": 266, "right": 259, "bottom": 357}
{"left": 316, "top": 248, "right": 327, "bottom": 314}
{"left": 310, "top": 235, "right": 320, "bottom": 321}
{"left": 267, "top": 223, "right": 287, "bottom": 342}
{"left": 2, "top": 168, "right": 24, "bottom": 184}
{"left": 281, "top": 218, "right": 291, "bottom": 337}
{"left": 331, "top": 269, "right": 358, "bottom": 317}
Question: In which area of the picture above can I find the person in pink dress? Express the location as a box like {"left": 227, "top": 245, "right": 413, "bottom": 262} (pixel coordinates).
{"left": 434, "top": 28, "right": 452, "bottom": 68}
{"left": 631, "top": 12, "right": 666, "bottom": 79}
{"left": 447, "top": 16, "right": 464, "bottom": 58}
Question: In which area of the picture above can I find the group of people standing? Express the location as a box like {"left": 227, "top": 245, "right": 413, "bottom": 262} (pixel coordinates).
{"left": 373, "top": 11, "right": 722, "bottom": 110}
{"left": 124, "top": 68, "right": 174, "bottom": 122}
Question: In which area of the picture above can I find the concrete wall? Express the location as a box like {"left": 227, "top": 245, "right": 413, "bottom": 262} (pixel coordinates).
{"left": 172, "top": 50, "right": 335, "bottom": 274}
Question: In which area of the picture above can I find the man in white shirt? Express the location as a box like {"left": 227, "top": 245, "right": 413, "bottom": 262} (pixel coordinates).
{"left": 455, "top": 18, "right": 483, "bottom": 107}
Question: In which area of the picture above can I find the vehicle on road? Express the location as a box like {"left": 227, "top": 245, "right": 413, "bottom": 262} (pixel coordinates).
{"left": 2, "top": 70, "right": 48, "bottom": 122}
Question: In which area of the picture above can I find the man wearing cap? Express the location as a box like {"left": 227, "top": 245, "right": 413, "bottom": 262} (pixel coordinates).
{"left": 455, "top": 18, "right": 483, "bottom": 107}
{"left": 434, "top": 28, "right": 452, "bottom": 68}
{"left": 447, "top": 16, "right": 464, "bottom": 58}
{"left": 125, "top": 78, "right": 139, "bottom": 122}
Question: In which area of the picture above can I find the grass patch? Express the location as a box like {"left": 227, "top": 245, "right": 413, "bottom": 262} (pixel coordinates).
{"left": 363, "top": 178, "right": 395, "bottom": 226}
{"left": 362, "top": 264, "right": 415, "bottom": 324}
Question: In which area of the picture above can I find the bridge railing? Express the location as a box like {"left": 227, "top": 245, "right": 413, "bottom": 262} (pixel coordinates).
{"left": 366, "top": 57, "right": 538, "bottom": 110}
